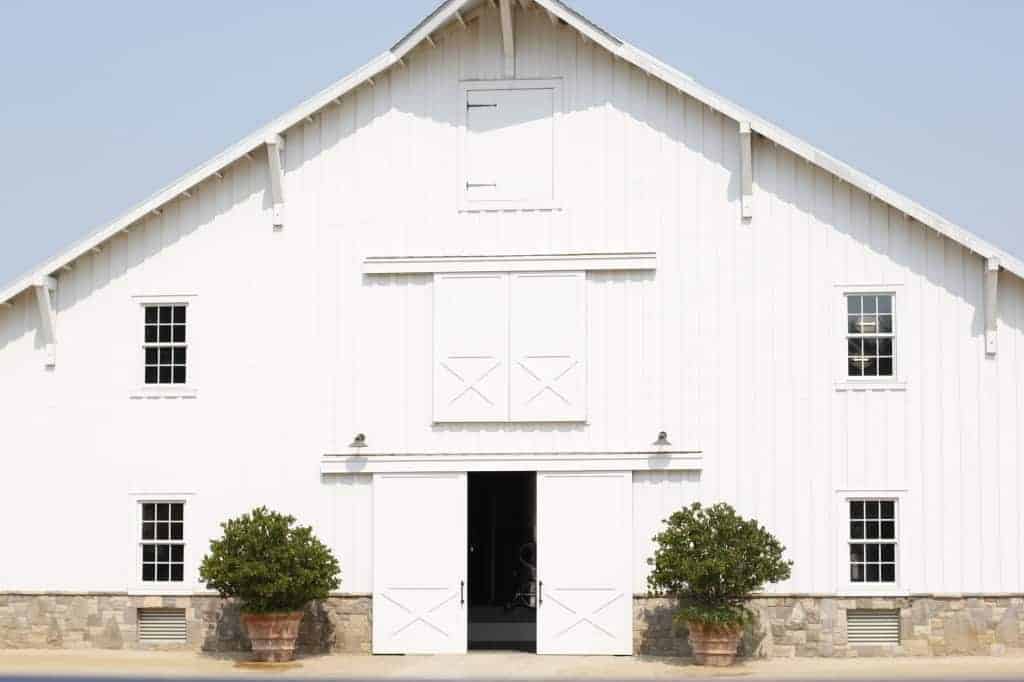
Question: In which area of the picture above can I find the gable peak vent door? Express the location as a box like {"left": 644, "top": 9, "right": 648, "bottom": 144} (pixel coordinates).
{"left": 464, "top": 87, "right": 555, "bottom": 206}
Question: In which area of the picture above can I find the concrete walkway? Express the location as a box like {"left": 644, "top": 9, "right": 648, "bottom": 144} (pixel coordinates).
{"left": 1, "top": 650, "right": 1023, "bottom": 680}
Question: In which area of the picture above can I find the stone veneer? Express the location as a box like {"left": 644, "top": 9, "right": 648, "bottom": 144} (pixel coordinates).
{"left": 634, "top": 595, "right": 1024, "bottom": 657}
{"left": 4, "top": 592, "right": 1023, "bottom": 657}
{"left": 0, "top": 593, "right": 371, "bottom": 653}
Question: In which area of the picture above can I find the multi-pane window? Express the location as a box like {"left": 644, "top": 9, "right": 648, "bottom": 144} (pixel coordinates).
{"left": 849, "top": 500, "right": 896, "bottom": 584}
{"left": 140, "top": 502, "right": 185, "bottom": 582}
{"left": 144, "top": 305, "right": 186, "bottom": 385}
{"left": 846, "top": 293, "right": 895, "bottom": 378}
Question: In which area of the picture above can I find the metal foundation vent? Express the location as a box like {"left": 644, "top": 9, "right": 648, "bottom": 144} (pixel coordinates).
{"left": 138, "top": 608, "right": 187, "bottom": 643}
{"left": 846, "top": 609, "right": 900, "bottom": 645}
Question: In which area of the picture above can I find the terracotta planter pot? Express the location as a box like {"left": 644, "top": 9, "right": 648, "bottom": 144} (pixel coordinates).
{"left": 241, "top": 611, "right": 304, "bottom": 662}
{"left": 687, "top": 621, "right": 743, "bottom": 666}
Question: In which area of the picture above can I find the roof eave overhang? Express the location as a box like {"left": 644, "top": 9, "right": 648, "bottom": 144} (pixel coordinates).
{"left": 2, "top": 0, "right": 1020, "bottom": 308}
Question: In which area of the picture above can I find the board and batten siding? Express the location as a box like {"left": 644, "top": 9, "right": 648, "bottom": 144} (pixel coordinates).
{"left": 632, "top": 471, "right": 702, "bottom": 594}
{"left": 0, "top": 3, "right": 1022, "bottom": 598}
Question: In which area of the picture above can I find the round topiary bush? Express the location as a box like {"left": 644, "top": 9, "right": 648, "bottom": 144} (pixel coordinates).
{"left": 647, "top": 502, "right": 791, "bottom": 629}
{"left": 199, "top": 506, "right": 341, "bottom": 613}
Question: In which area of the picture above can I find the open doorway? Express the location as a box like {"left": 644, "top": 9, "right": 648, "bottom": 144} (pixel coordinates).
{"left": 467, "top": 472, "right": 536, "bottom": 651}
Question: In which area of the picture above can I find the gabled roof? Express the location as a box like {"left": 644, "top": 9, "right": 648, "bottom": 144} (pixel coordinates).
{"left": 2, "top": 0, "right": 1020, "bottom": 307}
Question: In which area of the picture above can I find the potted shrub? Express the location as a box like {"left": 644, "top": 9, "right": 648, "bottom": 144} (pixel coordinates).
{"left": 647, "top": 502, "right": 791, "bottom": 666}
{"left": 199, "top": 507, "right": 340, "bottom": 662}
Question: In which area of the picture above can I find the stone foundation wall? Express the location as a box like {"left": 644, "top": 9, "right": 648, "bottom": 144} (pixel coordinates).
{"left": 5, "top": 592, "right": 1023, "bottom": 657}
{"left": 0, "top": 593, "right": 371, "bottom": 653}
{"left": 634, "top": 595, "right": 1024, "bottom": 657}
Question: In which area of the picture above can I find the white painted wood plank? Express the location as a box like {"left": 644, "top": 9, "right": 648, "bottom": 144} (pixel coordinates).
{"left": 2, "top": 11, "right": 1023, "bottom": 601}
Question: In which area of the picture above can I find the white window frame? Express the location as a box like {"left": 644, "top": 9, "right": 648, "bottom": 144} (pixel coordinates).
{"left": 834, "top": 284, "right": 906, "bottom": 392}
{"left": 835, "top": 490, "right": 906, "bottom": 595}
{"left": 128, "top": 491, "right": 196, "bottom": 594}
{"left": 131, "top": 295, "right": 198, "bottom": 399}
{"left": 457, "top": 78, "right": 563, "bottom": 212}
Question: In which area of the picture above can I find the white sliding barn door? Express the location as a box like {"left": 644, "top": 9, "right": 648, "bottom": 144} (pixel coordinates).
{"left": 536, "top": 471, "right": 633, "bottom": 655}
{"left": 372, "top": 473, "right": 467, "bottom": 654}
{"left": 509, "top": 271, "right": 586, "bottom": 422}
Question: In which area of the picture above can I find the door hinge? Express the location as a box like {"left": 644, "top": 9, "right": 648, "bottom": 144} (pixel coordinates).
{"left": 466, "top": 102, "right": 498, "bottom": 109}
{"left": 466, "top": 182, "right": 497, "bottom": 189}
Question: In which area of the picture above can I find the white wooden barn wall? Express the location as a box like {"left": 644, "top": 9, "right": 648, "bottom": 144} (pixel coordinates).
{"left": 0, "top": 4, "right": 1022, "bottom": 596}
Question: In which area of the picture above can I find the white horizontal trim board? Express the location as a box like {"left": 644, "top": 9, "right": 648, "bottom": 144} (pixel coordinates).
{"left": 362, "top": 252, "right": 657, "bottom": 274}
{"left": 321, "top": 451, "right": 701, "bottom": 474}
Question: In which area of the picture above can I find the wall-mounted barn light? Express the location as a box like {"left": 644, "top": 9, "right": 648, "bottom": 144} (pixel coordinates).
{"left": 653, "top": 431, "right": 671, "bottom": 447}
{"left": 349, "top": 433, "right": 367, "bottom": 448}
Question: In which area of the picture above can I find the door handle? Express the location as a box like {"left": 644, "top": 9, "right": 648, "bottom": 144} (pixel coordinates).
{"left": 460, "top": 580, "right": 465, "bottom": 605}
{"left": 539, "top": 580, "right": 543, "bottom": 605}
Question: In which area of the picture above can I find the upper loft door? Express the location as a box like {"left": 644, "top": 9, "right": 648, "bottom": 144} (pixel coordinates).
{"left": 536, "top": 471, "right": 633, "bottom": 655}
{"left": 372, "top": 472, "right": 467, "bottom": 654}
{"left": 460, "top": 80, "right": 561, "bottom": 211}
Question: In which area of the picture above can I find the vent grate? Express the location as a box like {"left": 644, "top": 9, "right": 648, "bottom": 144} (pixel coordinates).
{"left": 847, "top": 609, "right": 900, "bottom": 645}
{"left": 138, "top": 608, "right": 187, "bottom": 643}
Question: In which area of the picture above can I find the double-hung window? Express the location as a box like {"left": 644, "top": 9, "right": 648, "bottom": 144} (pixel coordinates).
{"left": 143, "top": 304, "right": 187, "bottom": 385}
{"left": 140, "top": 501, "right": 185, "bottom": 583}
{"left": 848, "top": 499, "right": 897, "bottom": 584}
{"left": 846, "top": 293, "right": 895, "bottom": 378}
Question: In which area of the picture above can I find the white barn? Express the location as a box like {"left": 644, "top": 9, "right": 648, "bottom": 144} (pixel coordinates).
{"left": 1, "top": 0, "right": 1022, "bottom": 658}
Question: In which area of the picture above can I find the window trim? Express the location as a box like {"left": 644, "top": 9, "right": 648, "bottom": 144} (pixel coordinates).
{"left": 457, "top": 78, "right": 564, "bottom": 212}
{"left": 128, "top": 491, "right": 196, "bottom": 594}
{"left": 130, "top": 295, "right": 198, "bottom": 399}
{"left": 836, "top": 489, "right": 906, "bottom": 595}
{"left": 834, "top": 284, "right": 906, "bottom": 391}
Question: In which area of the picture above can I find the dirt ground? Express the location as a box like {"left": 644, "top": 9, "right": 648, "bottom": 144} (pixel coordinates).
{"left": 1, "top": 649, "right": 1024, "bottom": 679}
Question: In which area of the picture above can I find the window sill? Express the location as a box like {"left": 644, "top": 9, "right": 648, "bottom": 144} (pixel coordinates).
{"left": 432, "top": 419, "right": 588, "bottom": 426}
{"left": 834, "top": 381, "right": 907, "bottom": 392}
{"left": 458, "top": 200, "right": 563, "bottom": 213}
{"left": 837, "top": 586, "right": 908, "bottom": 597}
{"left": 130, "top": 386, "right": 198, "bottom": 399}
{"left": 128, "top": 584, "right": 195, "bottom": 596}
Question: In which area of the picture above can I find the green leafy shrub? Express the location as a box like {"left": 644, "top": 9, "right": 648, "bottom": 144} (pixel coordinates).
{"left": 647, "top": 502, "right": 791, "bottom": 629}
{"left": 199, "top": 507, "right": 341, "bottom": 613}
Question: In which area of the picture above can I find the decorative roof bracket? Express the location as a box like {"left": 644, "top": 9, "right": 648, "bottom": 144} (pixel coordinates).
{"left": 499, "top": 0, "right": 515, "bottom": 78}
{"left": 265, "top": 134, "right": 286, "bottom": 229}
{"left": 740, "top": 121, "right": 753, "bottom": 220}
{"left": 985, "top": 257, "right": 999, "bottom": 355}
{"left": 33, "top": 276, "right": 57, "bottom": 367}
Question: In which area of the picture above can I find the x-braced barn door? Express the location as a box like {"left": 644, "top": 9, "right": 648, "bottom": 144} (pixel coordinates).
{"left": 373, "top": 472, "right": 467, "bottom": 654}
{"left": 536, "top": 471, "right": 633, "bottom": 655}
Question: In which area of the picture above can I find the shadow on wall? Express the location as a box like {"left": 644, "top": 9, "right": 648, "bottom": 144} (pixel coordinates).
{"left": 634, "top": 597, "right": 768, "bottom": 658}
{"left": 198, "top": 597, "right": 371, "bottom": 655}
{"left": 3, "top": 2, "right": 1018, "bottom": 366}
{"left": 0, "top": 138, "right": 267, "bottom": 359}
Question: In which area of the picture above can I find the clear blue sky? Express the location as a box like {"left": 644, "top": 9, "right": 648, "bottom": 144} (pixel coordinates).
{"left": 1, "top": 1, "right": 1021, "bottom": 286}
